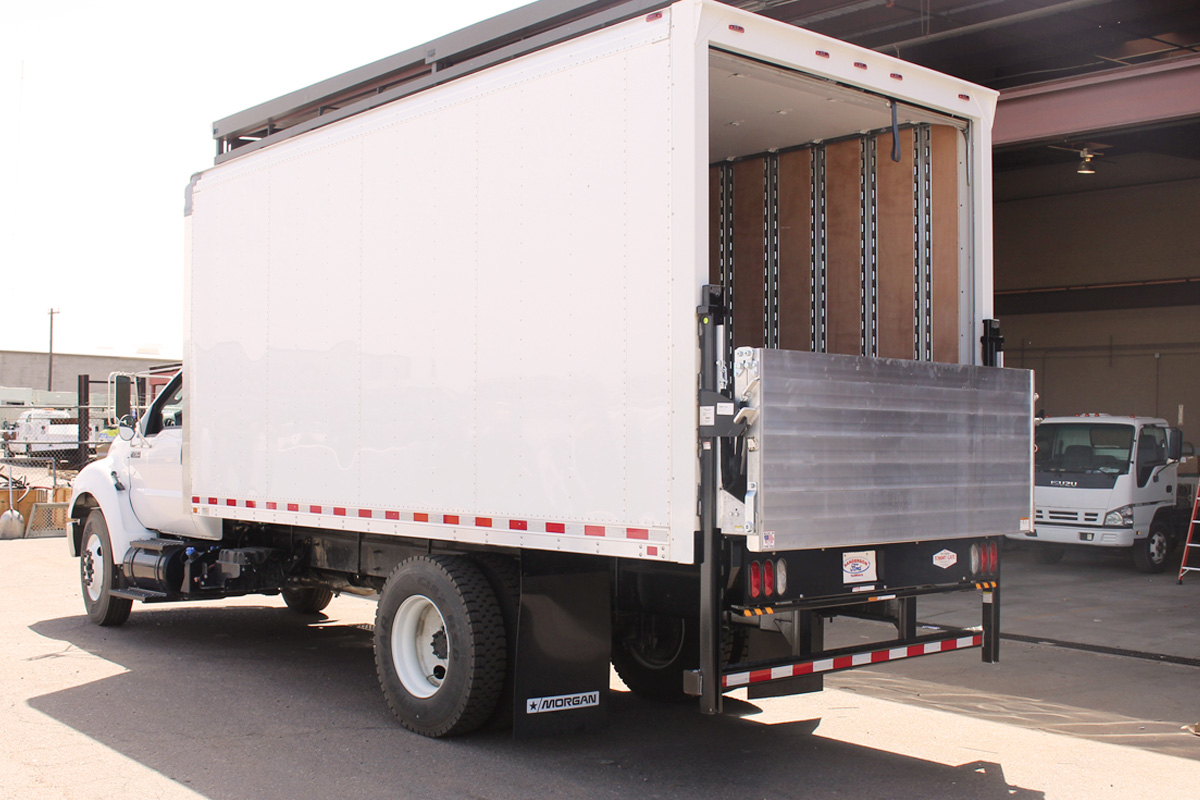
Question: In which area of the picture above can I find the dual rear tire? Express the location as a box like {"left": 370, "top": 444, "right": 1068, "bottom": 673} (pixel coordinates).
{"left": 374, "top": 555, "right": 506, "bottom": 737}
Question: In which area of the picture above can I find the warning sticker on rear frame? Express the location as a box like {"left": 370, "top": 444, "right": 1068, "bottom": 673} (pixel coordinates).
{"left": 526, "top": 691, "right": 601, "bottom": 714}
{"left": 842, "top": 551, "right": 877, "bottom": 584}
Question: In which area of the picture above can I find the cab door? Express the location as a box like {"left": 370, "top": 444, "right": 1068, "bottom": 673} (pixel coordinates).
{"left": 127, "top": 375, "right": 204, "bottom": 536}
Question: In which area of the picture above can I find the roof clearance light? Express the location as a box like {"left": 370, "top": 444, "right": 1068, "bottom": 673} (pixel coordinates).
{"left": 816, "top": 50, "right": 830, "bottom": 58}
{"left": 854, "top": 61, "right": 868, "bottom": 69}
{"left": 890, "top": 73, "right": 903, "bottom": 80}
{"left": 958, "top": 93, "right": 971, "bottom": 101}
{"left": 729, "top": 24, "right": 745, "bottom": 33}
{"left": 646, "top": 11, "right": 663, "bottom": 21}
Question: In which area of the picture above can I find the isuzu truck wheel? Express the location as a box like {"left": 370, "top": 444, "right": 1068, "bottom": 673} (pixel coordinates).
{"left": 281, "top": 586, "right": 334, "bottom": 614}
{"left": 1133, "top": 522, "right": 1170, "bottom": 574}
{"left": 80, "top": 510, "right": 132, "bottom": 627}
{"left": 374, "top": 556, "right": 504, "bottom": 737}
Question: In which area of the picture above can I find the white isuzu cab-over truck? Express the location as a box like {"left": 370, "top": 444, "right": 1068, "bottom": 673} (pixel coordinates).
{"left": 68, "top": 0, "right": 1033, "bottom": 738}
{"left": 1012, "top": 414, "right": 1186, "bottom": 573}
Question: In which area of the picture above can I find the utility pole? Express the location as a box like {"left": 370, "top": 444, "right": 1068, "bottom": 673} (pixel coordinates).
{"left": 47, "top": 308, "right": 59, "bottom": 391}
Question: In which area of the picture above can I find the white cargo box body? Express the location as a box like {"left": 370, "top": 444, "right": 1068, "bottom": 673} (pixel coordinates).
{"left": 185, "top": 0, "right": 1000, "bottom": 565}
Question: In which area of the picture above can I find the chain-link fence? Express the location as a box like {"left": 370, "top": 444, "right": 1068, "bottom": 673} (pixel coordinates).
{"left": 0, "top": 457, "right": 70, "bottom": 540}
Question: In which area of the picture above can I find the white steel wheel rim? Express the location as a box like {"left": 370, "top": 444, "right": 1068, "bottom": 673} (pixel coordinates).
{"left": 392, "top": 594, "right": 449, "bottom": 699}
{"left": 1149, "top": 532, "right": 1168, "bottom": 563}
{"left": 83, "top": 532, "right": 105, "bottom": 603}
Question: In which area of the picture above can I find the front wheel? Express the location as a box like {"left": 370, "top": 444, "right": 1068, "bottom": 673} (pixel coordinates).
{"left": 80, "top": 510, "right": 132, "bottom": 626}
{"left": 374, "top": 555, "right": 505, "bottom": 737}
{"left": 1133, "top": 522, "right": 1171, "bottom": 574}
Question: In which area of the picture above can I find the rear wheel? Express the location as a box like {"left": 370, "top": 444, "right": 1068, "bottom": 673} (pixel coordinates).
{"left": 282, "top": 586, "right": 334, "bottom": 614}
{"left": 1133, "top": 522, "right": 1171, "bottom": 573}
{"left": 374, "top": 556, "right": 504, "bottom": 737}
{"left": 80, "top": 510, "right": 131, "bottom": 627}
{"left": 612, "top": 614, "right": 747, "bottom": 702}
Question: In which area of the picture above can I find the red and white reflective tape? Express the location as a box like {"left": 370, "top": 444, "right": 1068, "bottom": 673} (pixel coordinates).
{"left": 722, "top": 634, "right": 982, "bottom": 689}
{"left": 191, "top": 496, "right": 664, "bottom": 550}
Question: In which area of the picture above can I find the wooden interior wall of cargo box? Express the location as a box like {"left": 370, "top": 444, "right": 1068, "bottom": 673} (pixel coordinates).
{"left": 708, "top": 123, "right": 962, "bottom": 363}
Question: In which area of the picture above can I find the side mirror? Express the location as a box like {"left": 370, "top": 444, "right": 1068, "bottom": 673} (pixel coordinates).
{"left": 1167, "top": 429, "right": 1185, "bottom": 462}
{"left": 114, "top": 375, "right": 133, "bottom": 420}
{"left": 118, "top": 414, "right": 137, "bottom": 442}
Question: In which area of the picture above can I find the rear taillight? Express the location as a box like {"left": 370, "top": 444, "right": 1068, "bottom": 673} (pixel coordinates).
{"left": 749, "top": 560, "right": 762, "bottom": 598}
{"left": 988, "top": 540, "right": 999, "bottom": 574}
{"left": 763, "top": 559, "right": 775, "bottom": 596}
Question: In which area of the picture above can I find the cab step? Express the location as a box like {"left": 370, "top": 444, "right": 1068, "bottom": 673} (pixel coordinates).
{"left": 111, "top": 587, "right": 172, "bottom": 603}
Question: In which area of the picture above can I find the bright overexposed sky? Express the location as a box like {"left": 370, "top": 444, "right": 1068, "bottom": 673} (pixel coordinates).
{"left": 1, "top": 0, "right": 530, "bottom": 358}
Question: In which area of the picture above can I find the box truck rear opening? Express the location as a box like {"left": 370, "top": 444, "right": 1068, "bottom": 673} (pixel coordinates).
{"left": 67, "top": 0, "right": 1033, "bottom": 739}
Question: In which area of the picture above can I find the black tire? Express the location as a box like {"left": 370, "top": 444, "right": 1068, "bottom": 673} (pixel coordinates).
{"left": 374, "top": 555, "right": 505, "bottom": 737}
{"left": 612, "top": 614, "right": 697, "bottom": 702}
{"left": 282, "top": 586, "right": 334, "bottom": 614}
{"left": 1133, "top": 521, "right": 1171, "bottom": 574}
{"left": 79, "top": 510, "right": 132, "bottom": 627}
{"left": 1034, "top": 544, "right": 1066, "bottom": 565}
{"left": 470, "top": 554, "right": 520, "bottom": 727}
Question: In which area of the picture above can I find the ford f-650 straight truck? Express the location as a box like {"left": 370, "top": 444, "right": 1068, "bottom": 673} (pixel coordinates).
{"left": 67, "top": 0, "right": 1033, "bottom": 738}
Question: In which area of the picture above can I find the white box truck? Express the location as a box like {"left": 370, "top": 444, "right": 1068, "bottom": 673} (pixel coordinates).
{"left": 67, "top": 0, "right": 1033, "bottom": 738}
{"left": 1012, "top": 414, "right": 1187, "bottom": 572}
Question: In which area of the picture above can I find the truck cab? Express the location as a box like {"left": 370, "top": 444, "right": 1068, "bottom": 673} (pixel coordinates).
{"left": 1011, "top": 415, "right": 1185, "bottom": 572}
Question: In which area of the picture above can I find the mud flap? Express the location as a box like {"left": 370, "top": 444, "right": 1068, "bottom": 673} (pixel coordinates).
{"left": 512, "top": 552, "right": 611, "bottom": 739}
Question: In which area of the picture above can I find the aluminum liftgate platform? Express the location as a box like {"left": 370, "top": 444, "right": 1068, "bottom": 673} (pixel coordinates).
{"left": 696, "top": 293, "right": 1033, "bottom": 712}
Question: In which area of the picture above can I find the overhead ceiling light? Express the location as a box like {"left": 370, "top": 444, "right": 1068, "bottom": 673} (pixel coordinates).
{"left": 1077, "top": 147, "right": 1097, "bottom": 175}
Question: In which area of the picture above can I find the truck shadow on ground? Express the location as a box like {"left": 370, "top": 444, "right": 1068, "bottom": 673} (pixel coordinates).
{"left": 28, "top": 603, "right": 1043, "bottom": 800}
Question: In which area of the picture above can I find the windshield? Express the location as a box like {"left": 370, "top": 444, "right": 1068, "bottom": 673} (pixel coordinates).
{"left": 1035, "top": 423, "right": 1134, "bottom": 476}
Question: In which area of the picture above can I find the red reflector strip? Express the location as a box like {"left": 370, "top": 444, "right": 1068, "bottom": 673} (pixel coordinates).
{"left": 188, "top": 498, "right": 666, "bottom": 549}
{"left": 722, "top": 634, "right": 982, "bottom": 688}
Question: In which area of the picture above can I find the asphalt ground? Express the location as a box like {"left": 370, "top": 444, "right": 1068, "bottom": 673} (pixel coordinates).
{"left": 3, "top": 536, "right": 1200, "bottom": 799}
